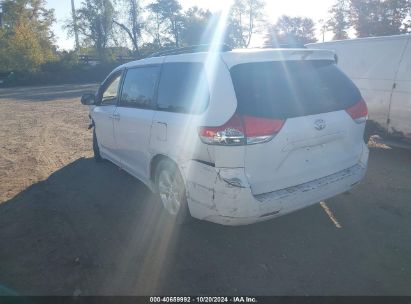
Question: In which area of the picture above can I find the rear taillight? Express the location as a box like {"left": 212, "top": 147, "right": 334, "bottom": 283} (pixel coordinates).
{"left": 198, "top": 114, "right": 285, "bottom": 146}
{"left": 243, "top": 115, "right": 285, "bottom": 145}
{"left": 346, "top": 99, "right": 368, "bottom": 124}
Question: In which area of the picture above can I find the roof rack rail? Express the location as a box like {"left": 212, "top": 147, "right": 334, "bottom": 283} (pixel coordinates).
{"left": 149, "top": 44, "right": 232, "bottom": 58}
{"left": 263, "top": 43, "right": 307, "bottom": 49}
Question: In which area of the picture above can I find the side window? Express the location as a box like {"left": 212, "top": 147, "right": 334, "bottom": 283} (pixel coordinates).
{"left": 157, "top": 62, "right": 209, "bottom": 114}
{"left": 120, "top": 66, "right": 160, "bottom": 108}
{"left": 100, "top": 72, "right": 122, "bottom": 106}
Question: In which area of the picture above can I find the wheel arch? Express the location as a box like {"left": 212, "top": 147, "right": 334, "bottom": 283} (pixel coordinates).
{"left": 150, "top": 154, "right": 183, "bottom": 183}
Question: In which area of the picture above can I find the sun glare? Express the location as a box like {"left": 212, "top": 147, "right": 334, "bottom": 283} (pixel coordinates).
{"left": 113, "top": 3, "right": 237, "bottom": 293}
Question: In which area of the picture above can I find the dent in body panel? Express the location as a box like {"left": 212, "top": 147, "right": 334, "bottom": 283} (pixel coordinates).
{"left": 182, "top": 154, "right": 367, "bottom": 225}
{"left": 181, "top": 160, "right": 218, "bottom": 210}
{"left": 181, "top": 161, "right": 256, "bottom": 218}
{"left": 182, "top": 161, "right": 247, "bottom": 208}
{"left": 213, "top": 168, "right": 258, "bottom": 217}
{"left": 182, "top": 160, "right": 282, "bottom": 220}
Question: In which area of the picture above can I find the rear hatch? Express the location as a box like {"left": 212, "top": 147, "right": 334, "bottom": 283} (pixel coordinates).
{"left": 230, "top": 60, "right": 366, "bottom": 195}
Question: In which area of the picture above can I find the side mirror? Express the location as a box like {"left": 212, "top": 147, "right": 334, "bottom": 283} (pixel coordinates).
{"left": 81, "top": 93, "right": 96, "bottom": 105}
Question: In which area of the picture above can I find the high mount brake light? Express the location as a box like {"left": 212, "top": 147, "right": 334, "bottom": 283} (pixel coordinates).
{"left": 346, "top": 99, "right": 368, "bottom": 124}
{"left": 198, "top": 114, "right": 285, "bottom": 146}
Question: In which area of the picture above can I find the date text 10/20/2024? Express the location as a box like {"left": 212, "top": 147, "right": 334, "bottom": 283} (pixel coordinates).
{"left": 149, "top": 297, "right": 258, "bottom": 303}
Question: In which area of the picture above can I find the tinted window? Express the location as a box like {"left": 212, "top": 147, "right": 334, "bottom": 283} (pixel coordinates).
{"left": 101, "top": 72, "right": 122, "bottom": 105}
{"left": 157, "top": 63, "right": 209, "bottom": 114}
{"left": 230, "top": 60, "right": 362, "bottom": 119}
{"left": 120, "top": 66, "right": 160, "bottom": 108}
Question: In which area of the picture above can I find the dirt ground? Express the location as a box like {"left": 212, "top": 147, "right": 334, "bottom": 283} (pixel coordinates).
{"left": 0, "top": 84, "right": 410, "bottom": 296}
{"left": 0, "top": 84, "right": 97, "bottom": 204}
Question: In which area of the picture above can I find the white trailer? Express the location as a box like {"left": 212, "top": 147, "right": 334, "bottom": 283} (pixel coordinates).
{"left": 308, "top": 35, "right": 411, "bottom": 142}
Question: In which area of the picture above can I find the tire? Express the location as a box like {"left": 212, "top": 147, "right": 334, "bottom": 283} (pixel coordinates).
{"left": 154, "top": 159, "right": 191, "bottom": 224}
{"left": 93, "top": 128, "right": 103, "bottom": 162}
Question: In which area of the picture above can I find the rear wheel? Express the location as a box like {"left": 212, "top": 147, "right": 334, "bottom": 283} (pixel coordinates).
{"left": 93, "top": 128, "right": 103, "bottom": 162}
{"left": 155, "top": 159, "right": 190, "bottom": 224}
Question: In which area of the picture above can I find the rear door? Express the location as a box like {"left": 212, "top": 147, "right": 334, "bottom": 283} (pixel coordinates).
{"left": 92, "top": 70, "right": 123, "bottom": 161}
{"left": 150, "top": 60, "right": 210, "bottom": 164}
{"left": 113, "top": 65, "right": 160, "bottom": 182}
{"left": 230, "top": 60, "right": 366, "bottom": 195}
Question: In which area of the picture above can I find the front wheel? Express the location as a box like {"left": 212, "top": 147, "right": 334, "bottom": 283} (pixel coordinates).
{"left": 93, "top": 128, "right": 103, "bottom": 162}
{"left": 154, "top": 159, "right": 191, "bottom": 224}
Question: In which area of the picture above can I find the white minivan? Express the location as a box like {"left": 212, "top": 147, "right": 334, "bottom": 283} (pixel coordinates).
{"left": 81, "top": 47, "right": 369, "bottom": 225}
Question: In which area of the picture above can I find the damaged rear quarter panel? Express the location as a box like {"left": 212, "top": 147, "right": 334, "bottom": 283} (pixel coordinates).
{"left": 182, "top": 161, "right": 282, "bottom": 220}
{"left": 182, "top": 161, "right": 218, "bottom": 211}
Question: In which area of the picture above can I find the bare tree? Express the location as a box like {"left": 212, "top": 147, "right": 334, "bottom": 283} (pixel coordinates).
{"left": 113, "top": 0, "right": 142, "bottom": 56}
{"left": 229, "top": 0, "right": 265, "bottom": 48}
{"left": 71, "top": 0, "right": 80, "bottom": 50}
{"left": 318, "top": 19, "right": 329, "bottom": 42}
{"left": 74, "top": 0, "right": 115, "bottom": 60}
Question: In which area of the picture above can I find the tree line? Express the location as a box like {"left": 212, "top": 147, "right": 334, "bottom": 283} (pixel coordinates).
{"left": 65, "top": 0, "right": 268, "bottom": 60}
{"left": 0, "top": 0, "right": 410, "bottom": 79}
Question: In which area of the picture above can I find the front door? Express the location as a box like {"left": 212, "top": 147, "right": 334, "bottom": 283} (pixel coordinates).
{"left": 92, "top": 71, "right": 123, "bottom": 161}
{"left": 114, "top": 66, "right": 160, "bottom": 181}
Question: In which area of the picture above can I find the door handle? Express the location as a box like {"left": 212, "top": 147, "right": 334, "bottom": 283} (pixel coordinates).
{"left": 111, "top": 113, "right": 120, "bottom": 121}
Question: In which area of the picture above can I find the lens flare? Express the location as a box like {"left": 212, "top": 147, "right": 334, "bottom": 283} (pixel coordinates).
{"left": 110, "top": 2, "right": 237, "bottom": 294}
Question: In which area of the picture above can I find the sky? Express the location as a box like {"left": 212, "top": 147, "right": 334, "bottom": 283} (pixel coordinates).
{"left": 46, "top": 0, "right": 336, "bottom": 51}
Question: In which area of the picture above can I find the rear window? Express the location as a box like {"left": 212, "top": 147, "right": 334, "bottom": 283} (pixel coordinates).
{"left": 230, "top": 60, "right": 361, "bottom": 119}
{"left": 157, "top": 62, "right": 209, "bottom": 114}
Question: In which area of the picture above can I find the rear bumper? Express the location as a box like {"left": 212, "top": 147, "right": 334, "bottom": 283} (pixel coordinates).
{"left": 183, "top": 145, "right": 369, "bottom": 226}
